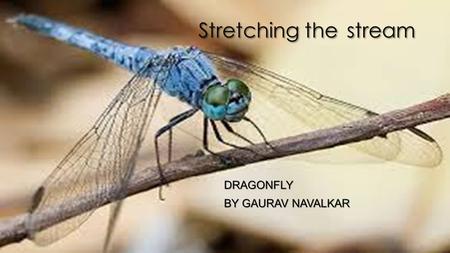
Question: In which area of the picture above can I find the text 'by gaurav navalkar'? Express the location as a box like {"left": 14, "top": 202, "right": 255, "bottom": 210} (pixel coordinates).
{"left": 223, "top": 180, "right": 350, "bottom": 209}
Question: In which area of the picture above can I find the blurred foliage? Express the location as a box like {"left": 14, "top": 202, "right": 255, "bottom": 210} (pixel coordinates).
{"left": 184, "top": 211, "right": 302, "bottom": 253}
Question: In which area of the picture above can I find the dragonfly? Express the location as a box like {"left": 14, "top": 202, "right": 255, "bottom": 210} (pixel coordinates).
{"left": 10, "top": 14, "right": 442, "bottom": 251}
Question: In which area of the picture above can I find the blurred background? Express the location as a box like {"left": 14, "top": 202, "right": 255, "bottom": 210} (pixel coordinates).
{"left": 0, "top": 0, "right": 449, "bottom": 252}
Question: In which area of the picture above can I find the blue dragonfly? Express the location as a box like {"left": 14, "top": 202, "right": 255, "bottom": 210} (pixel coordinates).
{"left": 10, "top": 14, "right": 442, "bottom": 251}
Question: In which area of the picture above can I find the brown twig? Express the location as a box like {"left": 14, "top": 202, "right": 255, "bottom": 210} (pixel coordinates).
{"left": 0, "top": 94, "right": 449, "bottom": 247}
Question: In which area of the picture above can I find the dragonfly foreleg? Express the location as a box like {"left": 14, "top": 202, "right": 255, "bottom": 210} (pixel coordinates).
{"left": 154, "top": 108, "right": 198, "bottom": 200}
{"left": 242, "top": 116, "right": 276, "bottom": 150}
{"left": 220, "top": 121, "right": 255, "bottom": 145}
{"left": 210, "top": 120, "right": 263, "bottom": 157}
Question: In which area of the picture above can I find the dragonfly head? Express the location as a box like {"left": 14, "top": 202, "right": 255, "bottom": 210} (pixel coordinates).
{"left": 202, "top": 79, "right": 251, "bottom": 122}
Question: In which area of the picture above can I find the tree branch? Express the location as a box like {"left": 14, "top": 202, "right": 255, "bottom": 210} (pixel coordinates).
{"left": 0, "top": 94, "right": 449, "bottom": 247}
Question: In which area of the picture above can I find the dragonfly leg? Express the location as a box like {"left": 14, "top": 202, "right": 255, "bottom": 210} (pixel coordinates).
{"left": 154, "top": 108, "right": 198, "bottom": 200}
{"left": 210, "top": 120, "right": 263, "bottom": 157}
{"left": 221, "top": 121, "right": 255, "bottom": 145}
{"left": 242, "top": 116, "right": 276, "bottom": 150}
{"left": 166, "top": 112, "right": 188, "bottom": 163}
{"left": 202, "top": 117, "right": 216, "bottom": 155}
{"left": 168, "top": 128, "right": 172, "bottom": 163}
{"left": 202, "top": 118, "right": 231, "bottom": 164}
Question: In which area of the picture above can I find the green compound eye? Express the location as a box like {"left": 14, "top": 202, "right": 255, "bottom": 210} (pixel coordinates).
{"left": 204, "top": 84, "right": 230, "bottom": 106}
{"left": 226, "top": 79, "right": 250, "bottom": 98}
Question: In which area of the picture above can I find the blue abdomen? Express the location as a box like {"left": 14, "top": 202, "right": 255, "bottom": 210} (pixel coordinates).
{"left": 13, "top": 15, "right": 217, "bottom": 108}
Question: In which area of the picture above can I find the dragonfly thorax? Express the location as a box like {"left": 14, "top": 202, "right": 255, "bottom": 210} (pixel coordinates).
{"left": 201, "top": 79, "right": 252, "bottom": 122}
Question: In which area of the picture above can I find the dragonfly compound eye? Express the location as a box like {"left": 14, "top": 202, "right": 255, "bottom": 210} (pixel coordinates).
{"left": 226, "top": 79, "right": 251, "bottom": 101}
{"left": 202, "top": 84, "right": 230, "bottom": 120}
{"left": 224, "top": 79, "right": 251, "bottom": 122}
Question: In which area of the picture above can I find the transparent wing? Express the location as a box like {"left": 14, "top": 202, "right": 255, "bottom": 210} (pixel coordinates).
{"left": 26, "top": 59, "right": 169, "bottom": 245}
{"left": 206, "top": 52, "right": 442, "bottom": 167}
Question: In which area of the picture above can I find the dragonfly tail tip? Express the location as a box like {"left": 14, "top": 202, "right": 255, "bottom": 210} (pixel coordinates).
{"left": 5, "top": 16, "right": 17, "bottom": 25}
{"left": 5, "top": 14, "right": 24, "bottom": 25}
